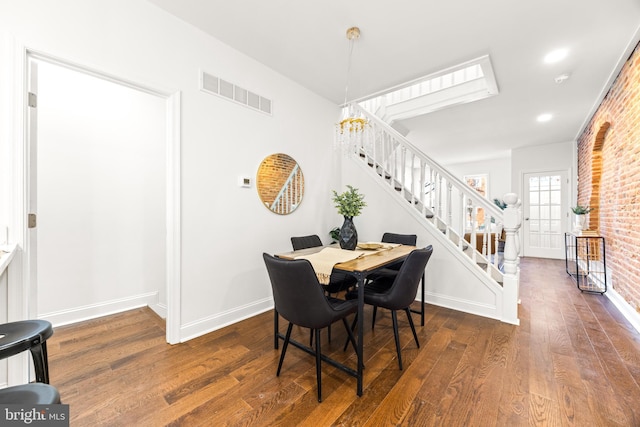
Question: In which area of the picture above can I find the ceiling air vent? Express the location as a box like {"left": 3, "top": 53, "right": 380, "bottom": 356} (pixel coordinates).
{"left": 200, "top": 70, "right": 272, "bottom": 115}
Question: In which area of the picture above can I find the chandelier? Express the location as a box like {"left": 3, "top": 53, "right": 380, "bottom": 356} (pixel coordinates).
{"left": 336, "top": 26, "right": 369, "bottom": 154}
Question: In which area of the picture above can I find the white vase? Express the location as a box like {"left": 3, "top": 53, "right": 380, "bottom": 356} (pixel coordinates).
{"left": 575, "top": 214, "right": 587, "bottom": 231}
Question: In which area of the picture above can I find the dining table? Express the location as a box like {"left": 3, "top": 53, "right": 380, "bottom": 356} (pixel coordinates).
{"left": 274, "top": 242, "right": 418, "bottom": 396}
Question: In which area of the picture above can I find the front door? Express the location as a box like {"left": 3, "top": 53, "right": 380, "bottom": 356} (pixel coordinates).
{"left": 523, "top": 171, "right": 569, "bottom": 259}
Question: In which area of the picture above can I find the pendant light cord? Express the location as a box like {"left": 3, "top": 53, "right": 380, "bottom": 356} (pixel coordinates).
{"left": 343, "top": 38, "right": 355, "bottom": 107}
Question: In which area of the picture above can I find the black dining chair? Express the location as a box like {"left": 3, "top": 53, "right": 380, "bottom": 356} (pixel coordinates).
{"left": 0, "top": 319, "right": 54, "bottom": 383}
{"left": 291, "top": 234, "right": 358, "bottom": 345}
{"left": 0, "top": 383, "right": 61, "bottom": 405}
{"left": 263, "top": 253, "right": 358, "bottom": 402}
{"left": 368, "top": 233, "right": 418, "bottom": 328}
{"left": 345, "top": 245, "right": 433, "bottom": 370}
{"left": 380, "top": 232, "right": 417, "bottom": 267}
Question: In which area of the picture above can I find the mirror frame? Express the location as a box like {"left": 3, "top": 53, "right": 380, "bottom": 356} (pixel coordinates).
{"left": 256, "top": 153, "right": 304, "bottom": 215}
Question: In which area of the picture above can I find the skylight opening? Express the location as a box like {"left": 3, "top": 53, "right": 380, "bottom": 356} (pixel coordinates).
{"left": 354, "top": 55, "right": 498, "bottom": 123}
{"left": 380, "top": 63, "right": 484, "bottom": 105}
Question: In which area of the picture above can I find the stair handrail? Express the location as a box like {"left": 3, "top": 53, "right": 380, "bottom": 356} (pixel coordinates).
{"left": 340, "top": 103, "right": 521, "bottom": 324}
{"left": 347, "top": 103, "right": 504, "bottom": 221}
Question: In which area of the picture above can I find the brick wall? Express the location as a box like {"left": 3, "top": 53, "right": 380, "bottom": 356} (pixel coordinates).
{"left": 577, "top": 41, "right": 640, "bottom": 311}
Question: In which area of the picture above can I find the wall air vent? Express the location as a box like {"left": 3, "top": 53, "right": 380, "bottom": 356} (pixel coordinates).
{"left": 200, "top": 70, "right": 272, "bottom": 115}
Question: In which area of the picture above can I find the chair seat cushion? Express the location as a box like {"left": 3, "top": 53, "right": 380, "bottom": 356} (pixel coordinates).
{"left": 346, "top": 275, "right": 408, "bottom": 310}
{"left": 323, "top": 271, "right": 357, "bottom": 294}
{"left": 346, "top": 276, "right": 394, "bottom": 299}
{"left": 0, "top": 320, "right": 53, "bottom": 359}
{"left": 0, "top": 383, "right": 60, "bottom": 404}
{"left": 326, "top": 297, "right": 358, "bottom": 320}
{"left": 365, "top": 267, "right": 399, "bottom": 283}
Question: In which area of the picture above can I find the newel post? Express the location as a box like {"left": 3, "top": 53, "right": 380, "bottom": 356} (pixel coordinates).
{"left": 502, "top": 193, "right": 521, "bottom": 275}
{"left": 502, "top": 192, "right": 521, "bottom": 325}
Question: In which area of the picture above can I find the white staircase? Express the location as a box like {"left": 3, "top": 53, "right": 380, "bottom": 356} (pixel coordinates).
{"left": 337, "top": 104, "right": 522, "bottom": 324}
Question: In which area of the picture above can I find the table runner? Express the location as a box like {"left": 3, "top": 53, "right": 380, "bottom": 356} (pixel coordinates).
{"left": 295, "top": 247, "right": 365, "bottom": 284}
{"left": 294, "top": 243, "right": 399, "bottom": 284}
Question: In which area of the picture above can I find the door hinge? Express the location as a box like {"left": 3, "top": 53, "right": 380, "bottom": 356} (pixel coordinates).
{"left": 28, "top": 213, "right": 37, "bottom": 229}
{"left": 28, "top": 92, "right": 37, "bottom": 108}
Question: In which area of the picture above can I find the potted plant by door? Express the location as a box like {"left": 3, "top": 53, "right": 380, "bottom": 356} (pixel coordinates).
{"left": 332, "top": 185, "right": 366, "bottom": 250}
{"left": 571, "top": 205, "right": 593, "bottom": 232}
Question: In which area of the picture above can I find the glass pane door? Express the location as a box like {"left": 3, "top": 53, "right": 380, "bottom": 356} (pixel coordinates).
{"left": 523, "top": 171, "right": 568, "bottom": 259}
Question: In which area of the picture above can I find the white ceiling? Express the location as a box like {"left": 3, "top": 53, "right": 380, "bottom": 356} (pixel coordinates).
{"left": 147, "top": 0, "right": 640, "bottom": 164}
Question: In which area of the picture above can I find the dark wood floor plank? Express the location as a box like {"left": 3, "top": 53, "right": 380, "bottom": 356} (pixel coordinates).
{"left": 44, "top": 258, "right": 640, "bottom": 426}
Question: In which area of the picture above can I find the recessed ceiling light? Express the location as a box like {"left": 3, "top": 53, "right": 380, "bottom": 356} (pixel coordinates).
{"left": 537, "top": 113, "right": 553, "bottom": 122}
{"left": 544, "top": 48, "right": 568, "bottom": 64}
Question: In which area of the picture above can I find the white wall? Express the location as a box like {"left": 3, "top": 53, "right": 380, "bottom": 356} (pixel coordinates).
{"left": 446, "top": 156, "right": 512, "bottom": 203}
{"left": 512, "top": 140, "right": 577, "bottom": 249}
{"left": 0, "top": 0, "right": 339, "bottom": 341}
{"left": 511, "top": 140, "right": 576, "bottom": 203}
{"left": 36, "top": 60, "right": 166, "bottom": 321}
{"left": 0, "top": 268, "right": 6, "bottom": 386}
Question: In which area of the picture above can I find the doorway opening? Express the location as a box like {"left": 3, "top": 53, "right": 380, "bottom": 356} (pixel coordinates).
{"left": 21, "top": 51, "right": 181, "bottom": 344}
{"left": 522, "top": 171, "right": 569, "bottom": 259}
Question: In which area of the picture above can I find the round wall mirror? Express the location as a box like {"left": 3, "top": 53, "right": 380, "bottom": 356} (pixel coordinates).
{"left": 256, "top": 153, "right": 304, "bottom": 215}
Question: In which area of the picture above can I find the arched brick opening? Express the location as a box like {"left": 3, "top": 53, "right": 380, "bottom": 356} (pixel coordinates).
{"left": 588, "top": 121, "right": 610, "bottom": 231}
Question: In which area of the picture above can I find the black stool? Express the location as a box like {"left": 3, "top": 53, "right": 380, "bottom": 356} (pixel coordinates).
{"left": 0, "top": 320, "right": 53, "bottom": 383}
{"left": 0, "top": 383, "right": 60, "bottom": 404}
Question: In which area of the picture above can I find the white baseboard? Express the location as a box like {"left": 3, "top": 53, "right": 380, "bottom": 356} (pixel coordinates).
{"left": 606, "top": 288, "right": 640, "bottom": 334}
{"left": 179, "top": 297, "right": 273, "bottom": 343}
{"left": 39, "top": 292, "right": 160, "bottom": 327}
{"left": 150, "top": 302, "right": 167, "bottom": 319}
{"left": 425, "top": 291, "right": 500, "bottom": 323}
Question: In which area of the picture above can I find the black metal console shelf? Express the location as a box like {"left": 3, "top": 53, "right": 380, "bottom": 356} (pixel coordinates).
{"left": 564, "top": 232, "right": 607, "bottom": 294}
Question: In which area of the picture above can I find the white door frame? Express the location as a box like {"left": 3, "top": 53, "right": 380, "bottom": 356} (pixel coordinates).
{"left": 521, "top": 169, "right": 569, "bottom": 259}
{"left": 9, "top": 44, "right": 182, "bottom": 370}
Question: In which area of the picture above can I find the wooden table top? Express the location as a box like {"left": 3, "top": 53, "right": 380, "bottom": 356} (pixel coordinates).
{"left": 276, "top": 244, "right": 417, "bottom": 274}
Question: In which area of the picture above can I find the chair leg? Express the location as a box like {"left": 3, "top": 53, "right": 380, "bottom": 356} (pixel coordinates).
{"left": 420, "top": 273, "right": 425, "bottom": 326}
{"left": 405, "top": 308, "right": 420, "bottom": 348}
{"left": 277, "top": 323, "right": 294, "bottom": 376}
{"left": 371, "top": 306, "right": 378, "bottom": 330}
{"left": 315, "top": 329, "right": 322, "bottom": 402}
{"left": 29, "top": 342, "right": 50, "bottom": 384}
{"left": 274, "top": 309, "right": 280, "bottom": 350}
{"left": 391, "top": 310, "right": 403, "bottom": 370}
{"left": 311, "top": 325, "right": 331, "bottom": 346}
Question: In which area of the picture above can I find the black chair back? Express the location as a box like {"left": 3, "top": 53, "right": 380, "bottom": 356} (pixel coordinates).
{"left": 291, "top": 235, "right": 322, "bottom": 251}
{"left": 263, "top": 253, "right": 345, "bottom": 329}
{"left": 382, "top": 232, "right": 417, "bottom": 246}
{"left": 377, "top": 246, "right": 433, "bottom": 310}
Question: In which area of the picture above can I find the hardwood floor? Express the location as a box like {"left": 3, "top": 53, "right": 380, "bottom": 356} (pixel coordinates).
{"left": 46, "top": 257, "right": 640, "bottom": 426}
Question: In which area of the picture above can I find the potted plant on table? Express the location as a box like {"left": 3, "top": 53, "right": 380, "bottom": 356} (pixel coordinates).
{"left": 332, "top": 185, "right": 366, "bottom": 250}
{"left": 571, "top": 205, "right": 593, "bottom": 231}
